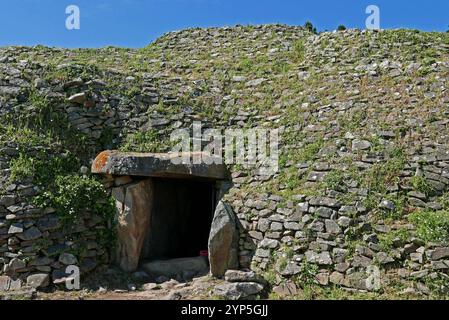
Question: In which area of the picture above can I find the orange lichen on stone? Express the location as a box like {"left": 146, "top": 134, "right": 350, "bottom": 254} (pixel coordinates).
{"left": 91, "top": 150, "right": 112, "bottom": 173}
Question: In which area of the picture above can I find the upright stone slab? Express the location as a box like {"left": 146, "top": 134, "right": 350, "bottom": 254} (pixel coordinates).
{"left": 208, "top": 201, "right": 238, "bottom": 277}
{"left": 113, "top": 179, "right": 154, "bottom": 272}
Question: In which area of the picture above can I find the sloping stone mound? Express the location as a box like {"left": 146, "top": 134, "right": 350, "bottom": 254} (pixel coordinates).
{"left": 0, "top": 25, "right": 448, "bottom": 297}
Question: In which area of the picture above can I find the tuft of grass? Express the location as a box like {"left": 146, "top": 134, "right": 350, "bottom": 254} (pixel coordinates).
{"left": 9, "top": 152, "right": 79, "bottom": 186}
{"left": 409, "top": 210, "right": 449, "bottom": 244}
{"left": 363, "top": 152, "right": 406, "bottom": 214}
{"left": 120, "top": 129, "right": 169, "bottom": 153}
{"left": 324, "top": 169, "right": 347, "bottom": 192}
{"left": 410, "top": 175, "right": 435, "bottom": 197}
{"left": 293, "top": 262, "right": 319, "bottom": 288}
{"left": 378, "top": 228, "right": 410, "bottom": 252}
{"left": 300, "top": 139, "right": 323, "bottom": 162}
{"left": 424, "top": 273, "right": 449, "bottom": 296}
{"left": 263, "top": 269, "right": 278, "bottom": 286}
{"left": 290, "top": 40, "right": 306, "bottom": 64}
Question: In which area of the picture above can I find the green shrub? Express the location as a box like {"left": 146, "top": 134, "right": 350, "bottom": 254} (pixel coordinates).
{"left": 9, "top": 152, "right": 79, "bottom": 186}
{"left": 4, "top": 125, "right": 52, "bottom": 148}
{"left": 409, "top": 210, "right": 449, "bottom": 244}
{"left": 3, "top": 92, "right": 90, "bottom": 157}
{"left": 303, "top": 21, "right": 318, "bottom": 34}
{"left": 34, "top": 175, "right": 115, "bottom": 226}
{"left": 9, "top": 154, "right": 36, "bottom": 182}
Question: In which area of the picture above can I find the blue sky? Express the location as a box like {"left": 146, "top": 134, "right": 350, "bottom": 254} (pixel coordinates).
{"left": 0, "top": 0, "right": 448, "bottom": 48}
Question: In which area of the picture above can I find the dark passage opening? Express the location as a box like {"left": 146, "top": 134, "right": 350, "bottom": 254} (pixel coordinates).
{"left": 141, "top": 177, "right": 216, "bottom": 261}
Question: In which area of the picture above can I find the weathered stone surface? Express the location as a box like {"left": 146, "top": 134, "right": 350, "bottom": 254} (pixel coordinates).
{"left": 143, "top": 257, "right": 209, "bottom": 280}
{"left": 257, "top": 219, "right": 270, "bottom": 232}
{"left": 379, "top": 199, "right": 395, "bottom": 211}
{"left": 316, "top": 272, "right": 329, "bottom": 285}
{"left": 58, "top": 253, "right": 78, "bottom": 265}
{"left": 17, "top": 227, "right": 42, "bottom": 241}
{"left": 315, "top": 207, "right": 333, "bottom": 218}
{"left": 29, "top": 257, "right": 53, "bottom": 266}
{"left": 92, "top": 151, "right": 230, "bottom": 180}
{"left": 270, "top": 222, "right": 283, "bottom": 231}
{"left": 376, "top": 252, "right": 395, "bottom": 264}
{"left": 37, "top": 216, "right": 60, "bottom": 231}
{"left": 343, "top": 272, "right": 369, "bottom": 291}
{"left": 143, "top": 283, "right": 159, "bottom": 290}
{"left": 308, "top": 220, "right": 325, "bottom": 232}
{"left": 208, "top": 201, "right": 238, "bottom": 277}
{"left": 246, "top": 78, "right": 266, "bottom": 87}
{"left": 0, "top": 195, "right": 16, "bottom": 207}
{"left": 8, "top": 223, "right": 23, "bottom": 234}
{"left": 284, "top": 221, "right": 301, "bottom": 230}
{"left": 272, "top": 281, "right": 298, "bottom": 296}
{"left": 0, "top": 276, "right": 11, "bottom": 291}
{"left": 259, "top": 238, "right": 279, "bottom": 249}
{"left": 335, "top": 262, "right": 350, "bottom": 273}
{"left": 224, "top": 270, "right": 267, "bottom": 285}
{"left": 329, "top": 271, "right": 344, "bottom": 285}
{"left": 249, "top": 231, "right": 263, "bottom": 240}
{"left": 309, "top": 197, "right": 341, "bottom": 208}
{"left": 114, "top": 176, "right": 133, "bottom": 186}
{"left": 232, "top": 75, "right": 246, "bottom": 82}
{"left": 427, "top": 247, "right": 449, "bottom": 261}
{"left": 214, "top": 282, "right": 264, "bottom": 300}
{"left": 325, "top": 219, "right": 341, "bottom": 234}
{"left": 305, "top": 251, "right": 332, "bottom": 265}
{"left": 337, "top": 216, "right": 352, "bottom": 228}
{"left": 255, "top": 248, "right": 270, "bottom": 258}
{"left": 114, "top": 179, "right": 154, "bottom": 272}
{"left": 7, "top": 258, "right": 26, "bottom": 272}
{"left": 26, "top": 273, "right": 50, "bottom": 288}
{"left": 0, "top": 276, "right": 22, "bottom": 291}
{"left": 352, "top": 255, "right": 372, "bottom": 267}
{"left": 431, "top": 261, "right": 449, "bottom": 270}
{"left": 279, "top": 262, "right": 301, "bottom": 276}
{"left": 410, "top": 252, "right": 424, "bottom": 263}
{"left": 352, "top": 139, "right": 371, "bottom": 151}
{"left": 68, "top": 92, "right": 87, "bottom": 104}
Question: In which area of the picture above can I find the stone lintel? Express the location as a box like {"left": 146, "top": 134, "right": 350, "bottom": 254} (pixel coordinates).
{"left": 91, "top": 150, "right": 229, "bottom": 180}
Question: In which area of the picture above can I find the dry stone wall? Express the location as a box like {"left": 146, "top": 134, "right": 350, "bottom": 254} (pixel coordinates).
{"left": 0, "top": 25, "right": 448, "bottom": 295}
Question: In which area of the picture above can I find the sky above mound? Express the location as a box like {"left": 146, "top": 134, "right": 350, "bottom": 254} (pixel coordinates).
{"left": 0, "top": 0, "right": 448, "bottom": 48}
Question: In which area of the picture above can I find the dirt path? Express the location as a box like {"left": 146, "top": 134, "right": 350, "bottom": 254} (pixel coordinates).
{"left": 34, "top": 276, "right": 222, "bottom": 300}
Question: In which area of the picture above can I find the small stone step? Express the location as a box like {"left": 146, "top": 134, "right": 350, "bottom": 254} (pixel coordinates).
{"left": 142, "top": 256, "right": 209, "bottom": 281}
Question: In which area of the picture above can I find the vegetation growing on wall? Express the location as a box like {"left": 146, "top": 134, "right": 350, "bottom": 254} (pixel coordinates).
{"left": 0, "top": 25, "right": 448, "bottom": 298}
{"left": 0, "top": 90, "right": 117, "bottom": 246}
{"left": 409, "top": 210, "right": 449, "bottom": 244}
